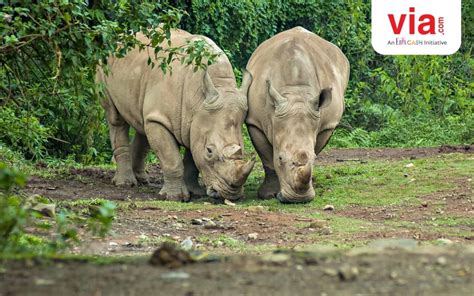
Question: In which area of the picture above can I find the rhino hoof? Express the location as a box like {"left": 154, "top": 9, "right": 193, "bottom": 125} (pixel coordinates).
{"left": 112, "top": 174, "right": 138, "bottom": 187}
{"left": 257, "top": 190, "right": 277, "bottom": 200}
{"left": 134, "top": 172, "right": 150, "bottom": 185}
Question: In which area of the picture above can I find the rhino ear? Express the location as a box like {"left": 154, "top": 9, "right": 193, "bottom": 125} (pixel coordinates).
{"left": 267, "top": 80, "right": 287, "bottom": 108}
{"left": 240, "top": 70, "right": 253, "bottom": 96}
{"left": 204, "top": 71, "right": 219, "bottom": 104}
{"left": 318, "top": 87, "right": 332, "bottom": 110}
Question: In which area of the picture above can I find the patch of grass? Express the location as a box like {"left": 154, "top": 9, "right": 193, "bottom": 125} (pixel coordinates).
{"left": 243, "top": 153, "right": 473, "bottom": 211}
{"left": 197, "top": 234, "right": 245, "bottom": 248}
{"left": 430, "top": 216, "right": 474, "bottom": 228}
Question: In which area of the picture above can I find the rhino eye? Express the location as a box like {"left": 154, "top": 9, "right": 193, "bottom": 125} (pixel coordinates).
{"left": 205, "top": 145, "right": 216, "bottom": 160}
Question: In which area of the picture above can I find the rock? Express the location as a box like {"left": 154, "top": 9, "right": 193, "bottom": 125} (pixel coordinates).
{"left": 224, "top": 199, "right": 236, "bottom": 206}
{"left": 436, "top": 238, "right": 453, "bottom": 245}
{"left": 108, "top": 242, "right": 118, "bottom": 247}
{"left": 34, "top": 278, "right": 55, "bottom": 286}
{"left": 261, "top": 253, "right": 290, "bottom": 265}
{"left": 248, "top": 233, "right": 259, "bottom": 240}
{"left": 403, "top": 173, "right": 409, "bottom": 177}
{"left": 405, "top": 163, "right": 414, "bottom": 168}
{"left": 191, "top": 218, "right": 203, "bottom": 225}
{"left": 248, "top": 205, "right": 266, "bottom": 212}
{"left": 318, "top": 227, "right": 333, "bottom": 235}
{"left": 215, "top": 240, "right": 224, "bottom": 247}
{"left": 308, "top": 220, "right": 328, "bottom": 229}
{"left": 31, "top": 203, "right": 56, "bottom": 217}
{"left": 436, "top": 256, "right": 447, "bottom": 266}
{"left": 338, "top": 265, "right": 359, "bottom": 281}
{"left": 421, "top": 201, "right": 428, "bottom": 207}
{"left": 323, "top": 268, "right": 338, "bottom": 277}
{"left": 201, "top": 217, "right": 211, "bottom": 222}
{"left": 323, "top": 205, "right": 335, "bottom": 211}
{"left": 149, "top": 242, "right": 194, "bottom": 268}
{"left": 408, "top": 178, "right": 416, "bottom": 183}
{"left": 160, "top": 271, "right": 190, "bottom": 280}
{"left": 180, "top": 237, "right": 193, "bottom": 251}
{"left": 203, "top": 220, "right": 217, "bottom": 229}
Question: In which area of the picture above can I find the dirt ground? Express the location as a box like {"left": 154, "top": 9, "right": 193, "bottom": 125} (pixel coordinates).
{"left": 2, "top": 146, "right": 473, "bottom": 295}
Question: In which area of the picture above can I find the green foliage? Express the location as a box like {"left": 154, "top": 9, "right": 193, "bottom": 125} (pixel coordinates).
{"left": 0, "top": 163, "right": 116, "bottom": 256}
{"left": 1, "top": 0, "right": 217, "bottom": 161}
{"left": 1, "top": 0, "right": 473, "bottom": 162}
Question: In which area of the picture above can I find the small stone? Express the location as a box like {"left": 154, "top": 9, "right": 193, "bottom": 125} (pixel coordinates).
{"left": 224, "top": 199, "right": 236, "bottom": 206}
{"left": 323, "top": 205, "right": 335, "bottom": 211}
{"left": 403, "top": 173, "right": 409, "bottom": 177}
{"left": 308, "top": 220, "right": 327, "bottom": 229}
{"left": 191, "top": 218, "right": 203, "bottom": 225}
{"left": 319, "top": 227, "right": 333, "bottom": 235}
{"left": 421, "top": 201, "right": 428, "bottom": 207}
{"left": 108, "top": 242, "right": 118, "bottom": 247}
{"left": 436, "top": 238, "right": 453, "bottom": 245}
{"left": 390, "top": 271, "right": 398, "bottom": 279}
{"left": 323, "top": 268, "right": 338, "bottom": 276}
{"left": 261, "top": 253, "right": 290, "bottom": 264}
{"left": 204, "top": 221, "right": 217, "bottom": 229}
{"left": 408, "top": 178, "right": 416, "bottom": 183}
{"left": 34, "top": 278, "right": 55, "bottom": 286}
{"left": 338, "top": 265, "right": 359, "bottom": 281}
{"left": 436, "top": 256, "right": 447, "bottom": 266}
{"left": 467, "top": 178, "right": 472, "bottom": 182}
{"left": 180, "top": 237, "right": 193, "bottom": 251}
{"left": 160, "top": 271, "right": 190, "bottom": 279}
{"left": 215, "top": 240, "right": 224, "bottom": 247}
{"left": 32, "top": 203, "right": 56, "bottom": 217}
{"left": 201, "top": 217, "right": 211, "bottom": 222}
{"left": 248, "top": 233, "right": 259, "bottom": 240}
{"left": 405, "top": 163, "right": 414, "bottom": 168}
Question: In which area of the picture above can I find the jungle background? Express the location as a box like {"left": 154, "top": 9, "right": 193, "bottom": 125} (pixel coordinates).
{"left": 0, "top": 1, "right": 473, "bottom": 294}
{"left": 1, "top": 0, "right": 472, "bottom": 163}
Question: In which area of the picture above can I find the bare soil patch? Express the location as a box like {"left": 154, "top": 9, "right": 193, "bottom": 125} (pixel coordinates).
{"left": 1, "top": 247, "right": 473, "bottom": 296}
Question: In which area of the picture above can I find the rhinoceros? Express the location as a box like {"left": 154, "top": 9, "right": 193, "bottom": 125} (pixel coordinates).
{"left": 245, "top": 27, "right": 349, "bottom": 203}
{"left": 97, "top": 29, "right": 255, "bottom": 201}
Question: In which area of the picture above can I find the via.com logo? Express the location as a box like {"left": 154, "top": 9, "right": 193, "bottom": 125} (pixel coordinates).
{"left": 371, "top": 0, "right": 461, "bottom": 55}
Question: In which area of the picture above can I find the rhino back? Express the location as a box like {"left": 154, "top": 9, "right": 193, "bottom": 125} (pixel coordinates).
{"left": 246, "top": 27, "right": 349, "bottom": 135}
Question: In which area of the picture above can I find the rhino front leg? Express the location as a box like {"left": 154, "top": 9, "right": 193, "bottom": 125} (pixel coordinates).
{"left": 145, "top": 121, "right": 189, "bottom": 201}
{"left": 104, "top": 106, "right": 137, "bottom": 187}
{"left": 131, "top": 132, "right": 150, "bottom": 185}
{"left": 183, "top": 149, "right": 206, "bottom": 198}
{"left": 248, "top": 125, "right": 280, "bottom": 199}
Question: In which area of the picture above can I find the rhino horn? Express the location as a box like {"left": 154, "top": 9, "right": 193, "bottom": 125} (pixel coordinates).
{"left": 204, "top": 71, "right": 219, "bottom": 105}
{"left": 240, "top": 70, "right": 253, "bottom": 96}
{"left": 295, "top": 163, "right": 312, "bottom": 191}
{"left": 223, "top": 144, "right": 242, "bottom": 159}
{"left": 237, "top": 157, "right": 255, "bottom": 185}
{"left": 267, "top": 80, "right": 287, "bottom": 107}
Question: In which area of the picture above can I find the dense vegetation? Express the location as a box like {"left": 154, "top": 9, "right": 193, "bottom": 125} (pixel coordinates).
{"left": 1, "top": 0, "right": 472, "bottom": 163}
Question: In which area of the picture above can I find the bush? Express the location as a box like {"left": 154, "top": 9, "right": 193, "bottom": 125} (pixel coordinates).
{"left": 0, "top": 163, "right": 116, "bottom": 256}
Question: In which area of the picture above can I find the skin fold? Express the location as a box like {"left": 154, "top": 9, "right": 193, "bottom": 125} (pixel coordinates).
{"left": 245, "top": 27, "right": 350, "bottom": 203}
{"left": 97, "top": 29, "right": 254, "bottom": 201}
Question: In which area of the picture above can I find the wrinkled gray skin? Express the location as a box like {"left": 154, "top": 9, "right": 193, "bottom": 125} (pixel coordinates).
{"left": 97, "top": 29, "right": 255, "bottom": 201}
{"left": 246, "top": 27, "right": 349, "bottom": 203}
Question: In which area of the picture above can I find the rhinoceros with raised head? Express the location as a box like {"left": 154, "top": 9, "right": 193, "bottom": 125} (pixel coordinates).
{"left": 97, "top": 29, "right": 255, "bottom": 201}
{"left": 245, "top": 27, "right": 349, "bottom": 203}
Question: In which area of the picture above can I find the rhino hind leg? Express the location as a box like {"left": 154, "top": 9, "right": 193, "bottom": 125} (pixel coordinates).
{"left": 183, "top": 149, "right": 206, "bottom": 198}
{"left": 145, "top": 121, "right": 189, "bottom": 201}
{"left": 248, "top": 125, "right": 280, "bottom": 199}
{"left": 131, "top": 132, "right": 150, "bottom": 185}
{"left": 104, "top": 103, "right": 138, "bottom": 187}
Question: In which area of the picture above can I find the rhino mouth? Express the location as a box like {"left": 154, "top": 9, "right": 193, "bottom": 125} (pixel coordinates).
{"left": 276, "top": 183, "right": 315, "bottom": 204}
{"left": 206, "top": 183, "right": 243, "bottom": 201}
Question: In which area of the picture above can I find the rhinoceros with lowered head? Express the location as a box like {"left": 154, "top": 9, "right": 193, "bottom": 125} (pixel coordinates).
{"left": 245, "top": 27, "right": 349, "bottom": 203}
{"left": 97, "top": 29, "right": 255, "bottom": 201}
